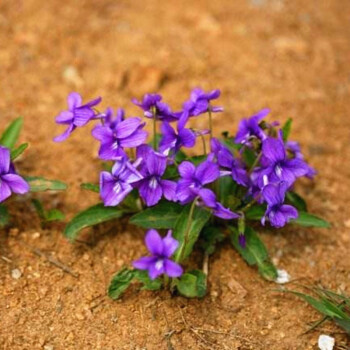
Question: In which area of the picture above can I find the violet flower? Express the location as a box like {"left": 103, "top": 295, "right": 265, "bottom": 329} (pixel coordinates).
{"left": 135, "top": 145, "right": 176, "bottom": 206}
{"left": 54, "top": 92, "right": 101, "bottom": 142}
{"left": 211, "top": 138, "right": 249, "bottom": 187}
{"left": 133, "top": 229, "right": 183, "bottom": 280}
{"left": 261, "top": 182, "right": 298, "bottom": 228}
{"left": 182, "top": 88, "right": 223, "bottom": 118}
{"left": 92, "top": 108, "right": 147, "bottom": 160}
{"left": 176, "top": 157, "right": 220, "bottom": 205}
{"left": 100, "top": 157, "right": 143, "bottom": 206}
{"left": 234, "top": 109, "right": 270, "bottom": 145}
{"left": 159, "top": 121, "right": 196, "bottom": 155}
{"left": 132, "top": 93, "right": 178, "bottom": 122}
{"left": 255, "top": 137, "right": 310, "bottom": 188}
{"left": 0, "top": 146, "right": 29, "bottom": 202}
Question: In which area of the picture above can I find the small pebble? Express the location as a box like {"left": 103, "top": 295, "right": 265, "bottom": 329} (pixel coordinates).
{"left": 11, "top": 268, "right": 22, "bottom": 279}
{"left": 275, "top": 269, "right": 290, "bottom": 284}
{"left": 44, "top": 345, "right": 54, "bottom": 350}
{"left": 318, "top": 334, "right": 335, "bottom": 350}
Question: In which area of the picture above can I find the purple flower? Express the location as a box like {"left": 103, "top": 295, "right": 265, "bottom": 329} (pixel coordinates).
{"left": 211, "top": 138, "right": 249, "bottom": 187}
{"left": 100, "top": 157, "right": 143, "bottom": 206}
{"left": 135, "top": 145, "right": 176, "bottom": 206}
{"left": 176, "top": 157, "right": 220, "bottom": 205}
{"left": 0, "top": 146, "right": 29, "bottom": 202}
{"left": 255, "top": 137, "right": 310, "bottom": 188}
{"left": 159, "top": 121, "right": 196, "bottom": 155}
{"left": 54, "top": 92, "right": 101, "bottom": 142}
{"left": 261, "top": 182, "right": 298, "bottom": 228}
{"left": 92, "top": 109, "right": 147, "bottom": 160}
{"left": 234, "top": 109, "right": 269, "bottom": 144}
{"left": 133, "top": 229, "right": 183, "bottom": 280}
{"left": 132, "top": 93, "right": 178, "bottom": 122}
{"left": 182, "top": 88, "right": 223, "bottom": 118}
{"left": 103, "top": 107, "right": 125, "bottom": 128}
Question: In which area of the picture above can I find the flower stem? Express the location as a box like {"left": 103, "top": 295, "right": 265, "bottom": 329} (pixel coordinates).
{"left": 176, "top": 198, "right": 198, "bottom": 263}
{"left": 248, "top": 151, "right": 262, "bottom": 174}
{"left": 208, "top": 106, "right": 213, "bottom": 141}
{"left": 200, "top": 132, "right": 207, "bottom": 155}
{"left": 152, "top": 107, "right": 157, "bottom": 150}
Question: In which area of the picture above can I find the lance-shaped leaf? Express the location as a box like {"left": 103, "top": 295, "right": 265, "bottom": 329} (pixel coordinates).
{"left": 291, "top": 212, "right": 330, "bottom": 228}
{"left": 0, "top": 117, "right": 23, "bottom": 149}
{"left": 32, "top": 199, "right": 65, "bottom": 223}
{"left": 286, "top": 191, "right": 307, "bottom": 211}
{"left": 173, "top": 204, "right": 211, "bottom": 261}
{"left": 108, "top": 268, "right": 136, "bottom": 300}
{"left": 175, "top": 270, "right": 207, "bottom": 298}
{"left": 11, "top": 143, "right": 28, "bottom": 160}
{"left": 64, "top": 203, "right": 124, "bottom": 241}
{"left": 230, "top": 226, "right": 277, "bottom": 281}
{"left": 0, "top": 204, "right": 10, "bottom": 227}
{"left": 25, "top": 176, "right": 67, "bottom": 192}
{"left": 80, "top": 183, "right": 99, "bottom": 193}
{"left": 245, "top": 204, "right": 266, "bottom": 220}
{"left": 130, "top": 201, "right": 183, "bottom": 229}
{"left": 282, "top": 118, "right": 292, "bottom": 141}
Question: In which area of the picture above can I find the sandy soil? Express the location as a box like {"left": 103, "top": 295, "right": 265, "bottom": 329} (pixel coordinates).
{"left": 1, "top": 0, "right": 350, "bottom": 349}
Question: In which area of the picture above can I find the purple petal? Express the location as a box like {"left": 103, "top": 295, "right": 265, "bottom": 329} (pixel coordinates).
{"left": 164, "top": 259, "right": 183, "bottom": 278}
{"left": 195, "top": 160, "right": 219, "bottom": 185}
{"left": 160, "top": 180, "right": 176, "bottom": 201}
{"left": 284, "top": 158, "right": 310, "bottom": 177}
{"left": 262, "top": 183, "right": 284, "bottom": 206}
{"left": 146, "top": 152, "right": 167, "bottom": 177}
{"left": 176, "top": 179, "right": 196, "bottom": 204}
{"left": 55, "top": 111, "right": 74, "bottom": 124}
{"left": 53, "top": 124, "right": 75, "bottom": 142}
{"left": 198, "top": 188, "right": 217, "bottom": 208}
{"left": 84, "top": 96, "right": 102, "bottom": 108}
{"left": 162, "top": 230, "right": 179, "bottom": 257}
{"left": 119, "top": 130, "right": 148, "bottom": 148}
{"left": 139, "top": 180, "right": 163, "bottom": 206}
{"left": 73, "top": 107, "right": 94, "bottom": 126}
{"left": 213, "top": 203, "right": 240, "bottom": 220}
{"left": 133, "top": 256, "right": 157, "bottom": 270}
{"left": 0, "top": 146, "right": 11, "bottom": 174}
{"left": 148, "top": 260, "right": 165, "bottom": 280}
{"left": 0, "top": 179, "right": 12, "bottom": 202}
{"left": 178, "top": 128, "right": 196, "bottom": 148}
{"left": 262, "top": 138, "right": 286, "bottom": 163}
{"left": 67, "top": 92, "right": 82, "bottom": 110}
{"left": 145, "top": 229, "right": 163, "bottom": 255}
{"left": 178, "top": 161, "right": 195, "bottom": 179}
{"left": 92, "top": 125, "right": 114, "bottom": 143}
{"left": 2, "top": 174, "right": 29, "bottom": 194}
{"left": 99, "top": 143, "right": 124, "bottom": 161}
{"left": 115, "top": 118, "right": 142, "bottom": 138}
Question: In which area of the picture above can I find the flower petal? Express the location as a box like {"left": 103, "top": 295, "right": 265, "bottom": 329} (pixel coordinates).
{"left": 2, "top": 174, "right": 29, "bottom": 194}
{"left": 139, "top": 179, "right": 163, "bottom": 206}
{"left": 67, "top": 92, "right": 82, "bottom": 110}
{"left": 55, "top": 111, "right": 74, "bottom": 124}
{"left": 162, "top": 230, "right": 179, "bottom": 257}
{"left": 0, "top": 179, "right": 12, "bottom": 202}
{"left": 53, "top": 124, "right": 75, "bottom": 142}
{"left": 178, "top": 128, "right": 196, "bottom": 148}
{"left": 119, "top": 129, "right": 148, "bottom": 148}
{"left": 176, "top": 179, "right": 196, "bottom": 204}
{"left": 146, "top": 152, "right": 167, "bottom": 177}
{"left": 198, "top": 188, "right": 217, "bottom": 208}
{"left": 164, "top": 259, "right": 183, "bottom": 278}
{"left": 115, "top": 117, "right": 142, "bottom": 138}
{"left": 262, "top": 183, "right": 284, "bottom": 206}
{"left": 0, "top": 146, "right": 11, "bottom": 174}
{"left": 73, "top": 107, "right": 94, "bottom": 126}
{"left": 178, "top": 161, "right": 195, "bottom": 179}
{"left": 132, "top": 256, "right": 157, "bottom": 270}
{"left": 161, "top": 180, "right": 176, "bottom": 201}
{"left": 92, "top": 125, "right": 114, "bottom": 143}
{"left": 145, "top": 229, "right": 163, "bottom": 255}
{"left": 262, "top": 138, "right": 286, "bottom": 163}
{"left": 195, "top": 160, "right": 219, "bottom": 185}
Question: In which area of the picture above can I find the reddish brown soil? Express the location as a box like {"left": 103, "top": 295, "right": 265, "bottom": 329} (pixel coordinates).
{"left": 1, "top": 0, "right": 350, "bottom": 349}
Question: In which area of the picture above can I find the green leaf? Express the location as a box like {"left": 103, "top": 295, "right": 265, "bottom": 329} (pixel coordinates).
{"left": 25, "top": 176, "right": 67, "bottom": 192}
{"left": 0, "top": 117, "right": 23, "bottom": 149}
{"left": 175, "top": 270, "right": 207, "bottom": 298}
{"left": 286, "top": 191, "right": 308, "bottom": 211}
{"left": 282, "top": 118, "right": 293, "bottom": 142}
{"left": 173, "top": 204, "right": 211, "bottom": 261}
{"left": 292, "top": 212, "right": 330, "bottom": 228}
{"left": 31, "top": 198, "right": 46, "bottom": 220}
{"left": 335, "top": 318, "right": 350, "bottom": 335}
{"left": 163, "top": 164, "right": 179, "bottom": 180}
{"left": 80, "top": 183, "right": 99, "bottom": 193}
{"left": 64, "top": 203, "right": 124, "bottom": 241}
{"left": 242, "top": 147, "right": 256, "bottom": 168}
{"left": 187, "top": 155, "right": 207, "bottom": 166}
{"left": 11, "top": 143, "right": 28, "bottom": 160}
{"left": 0, "top": 204, "right": 10, "bottom": 227}
{"left": 245, "top": 205, "right": 266, "bottom": 220}
{"left": 134, "top": 270, "right": 162, "bottom": 291}
{"left": 108, "top": 268, "right": 136, "bottom": 300}
{"left": 130, "top": 201, "right": 183, "bottom": 229}
{"left": 200, "top": 226, "right": 225, "bottom": 255}
{"left": 218, "top": 176, "right": 239, "bottom": 209}
{"left": 230, "top": 226, "right": 277, "bottom": 281}
{"left": 45, "top": 209, "right": 65, "bottom": 222}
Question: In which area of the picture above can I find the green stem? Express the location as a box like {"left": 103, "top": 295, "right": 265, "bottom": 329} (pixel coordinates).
{"left": 152, "top": 111, "right": 157, "bottom": 150}
{"left": 200, "top": 132, "right": 207, "bottom": 155}
{"left": 208, "top": 106, "right": 213, "bottom": 141}
{"left": 249, "top": 151, "right": 262, "bottom": 174}
{"left": 176, "top": 198, "right": 198, "bottom": 263}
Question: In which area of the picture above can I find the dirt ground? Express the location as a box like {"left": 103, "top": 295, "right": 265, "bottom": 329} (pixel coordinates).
{"left": 1, "top": 0, "right": 350, "bottom": 349}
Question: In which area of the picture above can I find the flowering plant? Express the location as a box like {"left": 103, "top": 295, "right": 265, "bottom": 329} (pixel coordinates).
{"left": 0, "top": 118, "right": 66, "bottom": 227}
{"left": 54, "top": 89, "right": 329, "bottom": 299}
